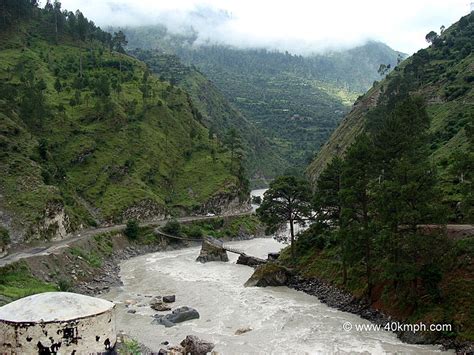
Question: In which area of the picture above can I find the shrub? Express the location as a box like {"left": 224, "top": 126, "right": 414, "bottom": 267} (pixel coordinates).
{"left": 124, "top": 219, "right": 139, "bottom": 240}
{"left": 0, "top": 227, "right": 10, "bottom": 247}
{"left": 187, "top": 226, "right": 203, "bottom": 239}
{"left": 58, "top": 279, "right": 72, "bottom": 291}
{"left": 162, "top": 219, "right": 181, "bottom": 236}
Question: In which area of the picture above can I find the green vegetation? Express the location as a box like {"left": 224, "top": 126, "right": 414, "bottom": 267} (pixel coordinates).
{"left": 257, "top": 176, "right": 312, "bottom": 259}
{"left": 274, "top": 14, "right": 474, "bottom": 335}
{"left": 118, "top": 338, "right": 141, "bottom": 355}
{"left": 0, "top": 2, "right": 247, "bottom": 244}
{"left": 131, "top": 50, "right": 286, "bottom": 181}
{"left": 162, "top": 219, "right": 182, "bottom": 236}
{"left": 0, "top": 227, "right": 10, "bottom": 248}
{"left": 124, "top": 219, "right": 139, "bottom": 240}
{"left": 0, "top": 262, "right": 57, "bottom": 304}
{"left": 122, "top": 27, "right": 402, "bottom": 174}
{"left": 308, "top": 13, "right": 474, "bottom": 221}
{"left": 179, "top": 215, "right": 262, "bottom": 239}
{"left": 69, "top": 247, "right": 103, "bottom": 268}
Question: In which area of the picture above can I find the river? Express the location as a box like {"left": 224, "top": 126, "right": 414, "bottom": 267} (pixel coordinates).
{"left": 102, "top": 237, "right": 447, "bottom": 354}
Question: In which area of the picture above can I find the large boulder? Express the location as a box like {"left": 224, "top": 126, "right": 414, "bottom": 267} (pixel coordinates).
{"left": 236, "top": 254, "right": 267, "bottom": 267}
{"left": 244, "top": 263, "right": 292, "bottom": 287}
{"left": 152, "top": 307, "right": 200, "bottom": 327}
{"left": 196, "top": 237, "right": 229, "bottom": 263}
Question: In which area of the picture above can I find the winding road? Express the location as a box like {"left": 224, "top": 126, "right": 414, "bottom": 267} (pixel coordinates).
{"left": 0, "top": 212, "right": 252, "bottom": 268}
{"left": 1, "top": 208, "right": 472, "bottom": 269}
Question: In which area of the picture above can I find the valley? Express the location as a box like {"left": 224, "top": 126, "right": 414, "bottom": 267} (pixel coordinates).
{"left": 0, "top": 1, "right": 473, "bottom": 354}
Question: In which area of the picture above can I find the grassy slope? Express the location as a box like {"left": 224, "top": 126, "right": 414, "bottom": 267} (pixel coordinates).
{"left": 122, "top": 26, "right": 403, "bottom": 174}
{"left": 0, "top": 20, "right": 241, "bottom": 243}
{"left": 130, "top": 51, "right": 287, "bottom": 182}
{"left": 308, "top": 15, "right": 474, "bottom": 204}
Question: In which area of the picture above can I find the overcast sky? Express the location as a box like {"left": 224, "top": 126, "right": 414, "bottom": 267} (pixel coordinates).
{"left": 56, "top": 0, "right": 472, "bottom": 54}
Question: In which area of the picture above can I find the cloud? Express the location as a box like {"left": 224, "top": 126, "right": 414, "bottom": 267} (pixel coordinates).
{"left": 56, "top": 0, "right": 471, "bottom": 54}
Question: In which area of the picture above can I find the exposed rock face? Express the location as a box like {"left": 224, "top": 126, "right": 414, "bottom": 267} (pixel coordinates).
{"left": 28, "top": 200, "right": 71, "bottom": 242}
{"left": 244, "top": 263, "right": 292, "bottom": 287}
{"left": 152, "top": 307, "right": 200, "bottom": 327}
{"left": 121, "top": 199, "right": 166, "bottom": 222}
{"left": 197, "top": 188, "right": 251, "bottom": 216}
{"left": 196, "top": 237, "right": 229, "bottom": 263}
{"left": 236, "top": 254, "right": 267, "bottom": 267}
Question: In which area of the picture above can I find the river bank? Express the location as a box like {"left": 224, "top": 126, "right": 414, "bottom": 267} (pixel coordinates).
{"left": 99, "top": 238, "right": 447, "bottom": 354}
{"left": 0, "top": 215, "right": 264, "bottom": 306}
{"left": 285, "top": 275, "right": 473, "bottom": 354}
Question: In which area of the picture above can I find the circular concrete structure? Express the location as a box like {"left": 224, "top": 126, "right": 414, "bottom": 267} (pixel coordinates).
{"left": 0, "top": 292, "right": 116, "bottom": 354}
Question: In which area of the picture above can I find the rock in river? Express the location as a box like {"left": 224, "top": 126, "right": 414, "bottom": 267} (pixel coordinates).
{"left": 152, "top": 306, "right": 200, "bottom": 327}
{"left": 181, "top": 335, "right": 215, "bottom": 355}
{"left": 195, "top": 237, "right": 229, "bottom": 263}
{"left": 163, "top": 295, "right": 176, "bottom": 303}
{"left": 244, "top": 263, "right": 292, "bottom": 287}
{"left": 150, "top": 298, "right": 172, "bottom": 312}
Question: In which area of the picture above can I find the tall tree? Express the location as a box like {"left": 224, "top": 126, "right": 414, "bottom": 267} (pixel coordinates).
{"left": 257, "top": 176, "right": 313, "bottom": 261}
{"left": 112, "top": 30, "right": 128, "bottom": 53}
{"left": 313, "top": 156, "right": 348, "bottom": 283}
{"left": 370, "top": 96, "right": 444, "bottom": 298}
{"left": 340, "top": 135, "right": 377, "bottom": 301}
{"left": 224, "top": 128, "right": 244, "bottom": 175}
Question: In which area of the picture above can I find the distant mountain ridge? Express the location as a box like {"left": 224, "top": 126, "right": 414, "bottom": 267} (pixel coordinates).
{"left": 308, "top": 12, "right": 473, "bottom": 211}
{"left": 120, "top": 25, "right": 404, "bottom": 173}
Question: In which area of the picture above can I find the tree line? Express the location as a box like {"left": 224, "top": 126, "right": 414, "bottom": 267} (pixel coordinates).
{"left": 1, "top": 0, "right": 127, "bottom": 52}
{"left": 258, "top": 92, "right": 473, "bottom": 304}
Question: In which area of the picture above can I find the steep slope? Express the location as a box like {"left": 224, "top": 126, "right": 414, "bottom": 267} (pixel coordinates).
{"left": 0, "top": 3, "right": 248, "bottom": 248}
{"left": 308, "top": 13, "right": 474, "bottom": 206}
{"left": 122, "top": 25, "right": 403, "bottom": 171}
{"left": 130, "top": 49, "right": 288, "bottom": 184}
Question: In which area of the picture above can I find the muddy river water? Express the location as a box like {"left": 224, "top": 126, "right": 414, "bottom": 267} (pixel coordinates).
{"left": 102, "top": 237, "right": 447, "bottom": 354}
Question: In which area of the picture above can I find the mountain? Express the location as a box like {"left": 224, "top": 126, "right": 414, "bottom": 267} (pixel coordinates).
{"left": 308, "top": 12, "right": 473, "bottom": 215}
{"left": 121, "top": 25, "right": 404, "bottom": 173}
{"left": 0, "top": 2, "right": 249, "bottom": 247}
{"left": 130, "top": 49, "right": 288, "bottom": 185}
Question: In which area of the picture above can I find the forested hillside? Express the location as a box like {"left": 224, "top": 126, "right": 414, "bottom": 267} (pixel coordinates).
{"left": 122, "top": 25, "right": 403, "bottom": 171}
{"left": 308, "top": 13, "right": 473, "bottom": 218}
{"left": 0, "top": 1, "right": 248, "bottom": 248}
{"left": 130, "top": 49, "right": 288, "bottom": 184}
{"left": 287, "top": 13, "right": 474, "bottom": 345}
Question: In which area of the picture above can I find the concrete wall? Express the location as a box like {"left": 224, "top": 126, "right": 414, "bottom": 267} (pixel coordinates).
{"left": 0, "top": 308, "right": 116, "bottom": 354}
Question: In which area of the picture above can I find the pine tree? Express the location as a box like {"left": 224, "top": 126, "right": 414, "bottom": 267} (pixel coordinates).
{"left": 257, "top": 176, "right": 313, "bottom": 261}
{"left": 340, "top": 134, "right": 377, "bottom": 301}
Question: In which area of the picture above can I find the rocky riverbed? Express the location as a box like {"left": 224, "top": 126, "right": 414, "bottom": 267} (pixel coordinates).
{"left": 285, "top": 276, "right": 473, "bottom": 354}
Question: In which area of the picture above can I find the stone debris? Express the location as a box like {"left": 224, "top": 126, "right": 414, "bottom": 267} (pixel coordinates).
{"left": 158, "top": 335, "right": 215, "bottom": 355}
